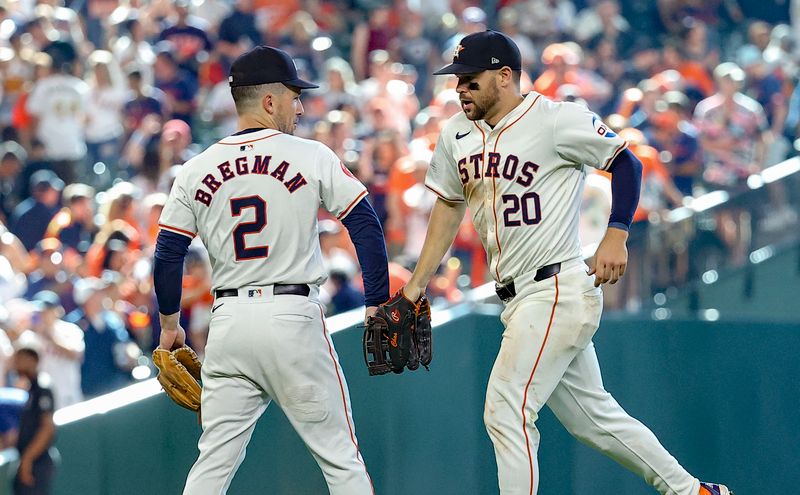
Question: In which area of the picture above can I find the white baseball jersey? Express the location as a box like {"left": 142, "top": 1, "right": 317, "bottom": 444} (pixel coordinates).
{"left": 426, "top": 92, "right": 627, "bottom": 284}
{"left": 158, "top": 128, "right": 367, "bottom": 292}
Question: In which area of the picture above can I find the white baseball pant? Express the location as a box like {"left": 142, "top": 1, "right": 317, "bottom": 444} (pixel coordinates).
{"left": 484, "top": 258, "right": 701, "bottom": 495}
{"left": 182, "top": 286, "right": 373, "bottom": 495}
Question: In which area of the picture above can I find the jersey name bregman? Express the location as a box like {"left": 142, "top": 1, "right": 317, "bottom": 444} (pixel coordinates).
{"left": 194, "top": 155, "right": 308, "bottom": 206}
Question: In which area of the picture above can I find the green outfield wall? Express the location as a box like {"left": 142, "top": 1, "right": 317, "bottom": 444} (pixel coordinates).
{"left": 41, "top": 304, "right": 798, "bottom": 495}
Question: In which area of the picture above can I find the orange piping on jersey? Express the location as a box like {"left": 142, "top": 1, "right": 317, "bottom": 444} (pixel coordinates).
{"left": 158, "top": 223, "right": 196, "bottom": 238}
{"left": 425, "top": 184, "right": 463, "bottom": 203}
{"left": 218, "top": 131, "right": 282, "bottom": 146}
{"left": 337, "top": 189, "right": 368, "bottom": 220}
{"left": 522, "top": 273, "right": 559, "bottom": 495}
{"left": 489, "top": 94, "right": 541, "bottom": 280}
{"left": 317, "top": 305, "right": 375, "bottom": 494}
{"left": 472, "top": 122, "right": 500, "bottom": 280}
{"left": 494, "top": 95, "right": 540, "bottom": 146}
{"left": 602, "top": 140, "right": 629, "bottom": 170}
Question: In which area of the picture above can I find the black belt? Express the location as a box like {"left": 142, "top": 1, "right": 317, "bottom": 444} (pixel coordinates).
{"left": 215, "top": 284, "right": 310, "bottom": 299}
{"left": 495, "top": 262, "right": 562, "bottom": 303}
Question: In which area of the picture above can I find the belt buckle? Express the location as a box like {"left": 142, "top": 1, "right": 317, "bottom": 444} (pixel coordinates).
{"left": 495, "top": 281, "right": 515, "bottom": 303}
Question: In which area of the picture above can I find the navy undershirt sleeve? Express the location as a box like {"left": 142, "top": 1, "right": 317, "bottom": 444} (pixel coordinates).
{"left": 153, "top": 230, "right": 192, "bottom": 315}
{"left": 340, "top": 198, "right": 390, "bottom": 307}
{"left": 606, "top": 148, "right": 642, "bottom": 231}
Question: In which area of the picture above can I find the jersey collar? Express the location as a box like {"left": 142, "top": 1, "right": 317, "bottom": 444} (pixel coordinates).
{"left": 232, "top": 127, "right": 272, "bottom": 136}
{"left": 219, "top": 127, "right": 281, "bottom": 145}
{"left": 475, "top": 92, "right": 540, "bottom": 134}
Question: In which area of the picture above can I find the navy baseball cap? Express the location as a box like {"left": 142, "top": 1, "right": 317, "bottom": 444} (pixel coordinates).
{"left": 229, "top": 46, "right": 319, "bottom": 89}
{"left": 434, "top": 30, "right": 522, "bottom": 75}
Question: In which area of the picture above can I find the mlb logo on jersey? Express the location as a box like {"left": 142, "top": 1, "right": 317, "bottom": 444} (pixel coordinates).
{"left": 248, "top": 289, "right": 263, "bottom": 298}
{"left": 240, "top": 144, "right": 254, "bottom": 152}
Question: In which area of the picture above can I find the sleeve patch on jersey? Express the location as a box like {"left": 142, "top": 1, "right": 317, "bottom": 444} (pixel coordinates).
{"left": 592, "top": 115, "right": 617, "bottom": 138}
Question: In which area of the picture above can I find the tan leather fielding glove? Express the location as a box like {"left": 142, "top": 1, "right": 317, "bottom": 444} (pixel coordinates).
{"left": 153, "top": 345, "right": 202, "bottom": 411}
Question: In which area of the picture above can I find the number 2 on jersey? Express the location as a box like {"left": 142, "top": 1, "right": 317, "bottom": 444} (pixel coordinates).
{"left": 502, "top": 192, "right": 541, "bottom": 227}
{"left": 230, "top": 196, "right": 268, "bottom": 261}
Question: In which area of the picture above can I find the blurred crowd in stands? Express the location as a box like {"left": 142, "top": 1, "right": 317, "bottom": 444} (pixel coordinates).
{"left": 0, "top": 0, "right": 798, "bottom": 407}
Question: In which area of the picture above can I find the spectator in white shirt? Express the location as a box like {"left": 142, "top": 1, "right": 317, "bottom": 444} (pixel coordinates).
{"left": 29, "top": 290, "right": 84, "bottom": 409}
{"left": 26, "top": 40, "right": 89, "bottom": 184}
{"left": 85, "top": 50, "right": 128, "bottom": 189}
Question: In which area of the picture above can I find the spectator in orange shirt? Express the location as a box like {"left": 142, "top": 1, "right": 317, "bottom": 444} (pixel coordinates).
{"left": 660, "top": 40, "right": 715, "bottom": 98}
{"left": 385, "top": 153, "right": 418, "bottom": 256}
{"left": 534, "top": 42, "right": 612, "bottom": 109}
{"left": 253, "top": 0, "right": 299, "bottom": 33}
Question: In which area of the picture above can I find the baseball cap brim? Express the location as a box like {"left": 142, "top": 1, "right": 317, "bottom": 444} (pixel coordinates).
{"left": 284, "top": 77, "right": 319, "bottom": 89}
{"left": 433, "top": 62, "right": 487, "bottom": 75}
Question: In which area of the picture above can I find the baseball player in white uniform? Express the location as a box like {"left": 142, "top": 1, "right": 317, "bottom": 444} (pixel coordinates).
{"left": 153, "top": 46, "right": 389, "bottom": 495}
{"left": 401, "top": 31, "right": 732, "bottom": 495}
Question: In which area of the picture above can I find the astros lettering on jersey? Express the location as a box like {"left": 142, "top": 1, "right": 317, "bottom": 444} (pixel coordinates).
{"left": 425, "top": 92, "right": 627, "bottom": 283}
{"left": 158, "top": 128, "right": 367, "bottom": 291}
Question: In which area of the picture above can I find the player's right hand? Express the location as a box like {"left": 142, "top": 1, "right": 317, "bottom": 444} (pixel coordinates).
{"left": 589, "top": 227, "right": 629, "bottom": 286}
{"left": 158, "top": 312, "right": 187, "bottom": 350}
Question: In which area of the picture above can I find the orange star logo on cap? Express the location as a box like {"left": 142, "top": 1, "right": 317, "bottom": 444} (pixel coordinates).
{"left": 454, "top": 44, "right": 465, "bottom": 59}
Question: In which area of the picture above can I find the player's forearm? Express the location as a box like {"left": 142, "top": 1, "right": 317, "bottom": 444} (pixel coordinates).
{"left": 607, "top": 149, "right": 642, "bottom": 231}
{"left": 406, "top": 198, "right": 466, "bottom": 297}
{"left": 340, "top": 199, "right": 390, "bottom": 306}
{"left": 153, "top": 230, "right": 192, "bottom": 316}
{"left": 20, "top": 413, "right": 55, "bottom": 464}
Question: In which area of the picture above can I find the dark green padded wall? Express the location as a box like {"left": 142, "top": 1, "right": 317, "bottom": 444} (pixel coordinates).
{"left": 51, "top": 306, "right": 799, "bottom": 495}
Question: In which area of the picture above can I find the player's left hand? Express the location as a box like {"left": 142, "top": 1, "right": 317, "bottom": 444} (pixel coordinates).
{"left": 158, "top": 312, "right": 186, "bottom": 350}
{"left": 588, "top": 227, "right": 629, "bottom": 287}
